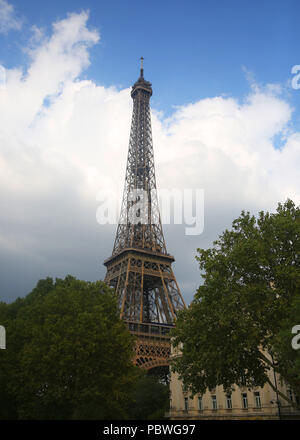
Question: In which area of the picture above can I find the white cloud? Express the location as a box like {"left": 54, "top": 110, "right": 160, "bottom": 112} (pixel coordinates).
{"left": 0, "top": 10, "right": 299, "bottom": 303}
{"left": 0, "top": 0, "right": 21, "bottom": 33}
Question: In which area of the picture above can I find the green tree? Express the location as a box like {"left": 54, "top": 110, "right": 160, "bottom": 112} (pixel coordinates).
{"left": 127, "top": 373, "right": 170, "bottom": 420}
{"left": 0, "top": 276, "right": 140, "bottom": 419}
{"left": 171, "top": 199, "right": 300, "bottom": 407}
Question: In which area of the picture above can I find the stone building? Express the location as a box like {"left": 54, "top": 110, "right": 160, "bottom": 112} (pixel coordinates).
{"left": 169, "top": 345, "right": 300, "bottom": 420}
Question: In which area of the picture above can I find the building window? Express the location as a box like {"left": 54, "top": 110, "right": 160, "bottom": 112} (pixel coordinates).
{"left": 184, "top": 397, "right": 189, "bottom": 411}
{"left": 198, "top": 396, "right": 203, "bottom": 411}
{"left": 226, "top": 394, "right": 232, "bottom": 409}
{"left": 242, "top": 393, "right": 248, "bottom": 409}
{"left": 254, "top": 391, "right": 261, "bottom": 408}
{"left": 288, "top": 389, "right": 293, "bottom": 402}
{"left": 182, "top": 383, "right": 188, "bottom": 393}
{"left": 212, "top": 395, "right": 217, "bottom": 410}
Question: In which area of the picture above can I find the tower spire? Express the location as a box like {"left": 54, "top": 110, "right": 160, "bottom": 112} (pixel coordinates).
{"left": 140, "top": 56, "right": 144, "bottom": 78}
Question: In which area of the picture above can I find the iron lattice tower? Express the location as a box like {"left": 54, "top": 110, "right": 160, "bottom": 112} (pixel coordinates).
{"left": 104, "top": 58, "right": 186, "bottom": 369}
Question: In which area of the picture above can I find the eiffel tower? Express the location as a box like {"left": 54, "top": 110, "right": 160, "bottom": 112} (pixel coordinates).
{"left": 104, "top": 58, "right": 186, "bottom": 370}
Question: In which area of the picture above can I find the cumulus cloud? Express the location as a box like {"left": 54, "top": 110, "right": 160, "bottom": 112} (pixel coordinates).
{"left": 0, "top": 0, "right": 21, "bottom": 33}
{"left": 0, "top": 10, "right": 299, "bottom": 303}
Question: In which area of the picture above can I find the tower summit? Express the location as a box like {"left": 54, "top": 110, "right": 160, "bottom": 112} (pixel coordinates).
{"left": 104, "top": 59, "right": 185, "bottom": 369}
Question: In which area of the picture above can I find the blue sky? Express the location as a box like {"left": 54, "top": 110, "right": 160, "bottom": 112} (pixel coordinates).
{"left": 0, "top": 0, "right": 299, "bottom": 303}
{"left": 2, "top": 0, "right": 300, "bottom": 118}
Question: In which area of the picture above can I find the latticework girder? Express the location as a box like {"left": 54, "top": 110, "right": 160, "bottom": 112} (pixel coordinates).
{"left": 104, "top": 60, "right": 185, "bottom": 369}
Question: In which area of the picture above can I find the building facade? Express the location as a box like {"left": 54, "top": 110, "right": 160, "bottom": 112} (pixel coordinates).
{"left": 169, "top": 346, "right": 300, "bottom": 420}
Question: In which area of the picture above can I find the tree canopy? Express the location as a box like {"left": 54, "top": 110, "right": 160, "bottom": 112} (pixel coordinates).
{"left": 171, "top": 199, "right": 300, "bottom": 406}
{"left": 0, "top": 276, "right": 140, "bottom": 419}
{"left": 126, "top": 373, "right": 170, "bottom": 420}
